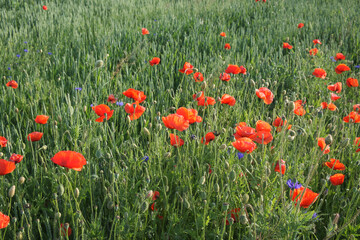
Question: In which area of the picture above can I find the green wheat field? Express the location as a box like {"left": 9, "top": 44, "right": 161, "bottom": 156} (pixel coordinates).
{"left": 1, "top": 0, "right": 360, "bottom": 239}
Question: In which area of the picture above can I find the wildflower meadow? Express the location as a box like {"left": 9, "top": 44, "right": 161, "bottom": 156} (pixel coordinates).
{"left": 1, "top": 0, "right": 360, "bottom": 239}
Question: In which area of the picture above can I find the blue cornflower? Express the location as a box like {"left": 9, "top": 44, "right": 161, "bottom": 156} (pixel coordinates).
{"left": 116, "top": 101, "right": 124, "bottom": 106}
{"left": 154, "top": 19, "right": 157, "bottom": 21}
{"left": 75, "top": 87, "right": 82, "bottom": 91}
{"left": 16, "top": 54, "right": 21, "bottom": 58}
{"left": 48, "top": 52, "right": 53, "bottom": 55}
{"left": 24, "top": 49, "right": 28, "bottom": 52}
{"left": 237, "top": 152, "right": 244, "bottom": 159}
{"left": 7, "top": 67, "right": 11, "bottom": 70}
{"left": 355, "top": 65, "right": 360, "bottom": 69}
{"left": 90, "top": 104, "right": 94, "bottom": 107}
{"left": 24, "top": 41, "right": 28, "bottom": 44}
{"left": 142, "top": 156, "right": 149, "bottom": 163}
{"left": 190, "top": 134, "right": 196, "bottom": 140}
{"left": 286, "top": 179, "right": 302, "bottom": 189}
{"left": 312, "top": 212, "right": 318, "bottom": 219}
{"left": 153, "top": 33, "right": 156, "bottom": 36}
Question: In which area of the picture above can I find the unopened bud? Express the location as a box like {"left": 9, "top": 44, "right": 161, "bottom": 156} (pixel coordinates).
{"left": 15, "top": 108, "right": 19, "bottom": 113}
{"left": 95, "top": 60, "right": 104, "bottom": 68}
{"left": 222, "top": 202, "right": 229, "bottom": 211}
{"left": 84, "top": 106, "right": 87, "bottom": 112}
{"left": 55, "top": 212, "right": 61, "bottom": 219}
{"left": 250, "top": 79, "right": 256, "bottom": 86}
{"left": 200, "top": 176, "right": 206, "bottom": 185}
{"left": 146, "top": 190, "right": 154, "bottom": 199}
{"left": 127, "top": 115, "right": 131, "bottom": 124}
{"left": 201, "top": 81, "right": 207, "bottom": 90}
{"left": 219, "top": 144, "right": 227, "bottom": 150}
{"left": 58, "top": 184, "right": 65, "bottom": 196}
{"left": 8, "top": 185, "right": 16, "bottom": 198}
{"left": 19, "top": 176, "right": 25, "bottom": 184}
{"left": 229, "top": 170, "right": 236, "bottom": 182}
{"left": 164, "top": 152, "right": 171, "bottom": 158}
{"left": 196, "top": 92, "right": 203, "bottom": 99}
{"left": 224, "top": 161, "right": 230, "bottom": 169}
{"left": 75, "top": 188, "right": 80, "bottom": 198}
{"left": 325, "top": 134, "right": 333, "bottom": 145}
{"left": 143, "top": 127, "right": 150, "bottom": 137}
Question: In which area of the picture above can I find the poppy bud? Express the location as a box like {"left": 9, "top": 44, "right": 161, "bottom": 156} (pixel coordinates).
{"left": 308, "top": 119, "right": 312, "bottom": 125}
{"left": 75, "top": 188, "right": 79, "bottom": 198}
{"left": 8, "top": 185, "right": 16, "bottom": 198}
{"left": 55, "top": 212, "right": 61, "bottom": 219}
{"left": 224, "top": 161, "right": 230, "bottom": 169}
{"left": 164, "top": 152, "right": 171, "bottom": 158}
{"left": 201, "top": 81, "right": 207, "bottom": 90}
{"left": 222, "top": 202, "right": 229, "bottom": 211}
{"left": 265, "top": 82, "right": 269, "bottom": 87}
{"left": 288, "top": 130, "right": 297, "bottom": 137}
{"left": 143, "top": 127, "right": 150, "bottom": 137}
{"left": 58, "top": 184, "right": 65, "bottom": 196}
{"left": 58, "top": 116, "right": 62, "bottom": 122}
{"left": 54, "top": 120, "right": 57, "bottom": 126}
{"left": 219, "top": 144, "right": 227, "bottom": 150}
{"left": 149, "top": 123, "right": 152, "bottom": 128}
{"left": 15, "top": 108, "right": 19, "bottom": 113}
{"left": 239, "top": 214, "right": 248, "bottom": 225}
{"left": 146, "top": 190, "right": 154, "bottom": 199}
{"left": 200, "top": 176, "right": 206, "bottom": 185}
{"left": 156, "top": 124, "right": 162, "bottom": 130}
{"left": 126, "top": 115, "right": 131, "bottom": 124}
{"left": 286, "top": 101, "right": 295, "bottom": 112}
{"left": 273, "top": 81, "right": 277, "bottom": 85}
{"left": 196, "top": 92, "right": 203, "bottom": 99}
{"left": 242, "top": 194, "right": 249, "bottom": 203}
{"left": 17, "top": 232, "right": 23, "bottom": 240}
{"left": 317, "top": 110, "right": 323, "bottom": 118}
{"left": 286, "top": 37, "right": 289, "bottom": 42}
{"left": 39, "top": 145, "right": 47, "bottom": 150}
{"left": 221, "top": 128, "right": 226, "bottom": 133}
{"left": 214, "top": 183, "right": 220, "bottom": 192}
{"left": 340, "top": 138, "right": 349, "bottom": 148}
{"left": 157, "top": 112, "right": 161, "bottom": 116}
{"left": 228, "top": 217, "right": 235, "bottom": 226}
{"left": 19, "top": 176, "right": 25, "bottom": 184}
{"left": 325, "top": 134, "right": 333, "bottom": 145}
{"left": 0, "top": 152, "right": 3, "bottom": 157}
{"left": 84, "top": 106, "right": 87, "bottom": 112}
{"left": 95, "top": 60, "right": 104, "bottom": 68}
{"left": 288, "top": 135, "right": 295, "bottom": 141}
{"left": 183, "top": 198, "right": 191, "bottom": 209}
{"left": 250, "top": 79, "right": 256, "bottom": 86}
{"left": 332, "top": 213, "right": 340, "bottom": 226}
{"left": 217, "top": 97, "right": 221, "bottom": 102}
{"left": 212, "top": 84, "right": 216, "bottom": 89}
{"left": 40, "top": 49, "right": 43, "bottom": 53}
{"left": 229, "top": 170, "right": 236, "bottom": 182}
{"left": 283, "top": 90, "right": 286, "bottom": 95}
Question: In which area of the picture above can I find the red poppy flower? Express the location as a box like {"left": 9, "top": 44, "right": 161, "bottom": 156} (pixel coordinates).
{"left": 179, "top": 62, "right": 194, "bottom": 75}
{"left": 170, "top": 134, "right": 184, "bottom": 147}
{"left": 42, "top": 5, "right": 48, "bottom": 10}
{"left": 9, "top": 154, "right": 24, "bottom": 164}
{"left": 250, "top": 131, "right": 273, "bottom": 144}
{"left": 224, "top": 43, "right": 231, "bottom": 49}
{"left": 34, "top": 115, "right": 49, "bottom": 124}
{"left": 313, "top": 39, "right": 322, "bottom": 45}
{"left": 162, "top": 114, "right": 190, "bottom": 131}
{"left": 297, "top": 23, "right": 304, "bottom": 28}
{"left": 255, "top": 87, "right": 274, "bottom": 105}
{"left": 0, "top": 159, "right": 16, "bottom": 175}
{"left": 317, "top": 138, "right": 330, "bottom": 154}
{"left": 208, "top": 164, "right": 212, "bottom": 174}
{"left": 193, "top": 72, "right": 204, "bottom": 82}
{"left": 27, "top": 132, "right": 43, "bottom": 142}
{"left": 0, "top": 136, "right": 7, "bottom": 147}
{"left": 274, "top": 159, "right": 286, "bottom": 175}
{"left": 330, "top": 174, "right": 345, "bottom": 186}
{"left": 219, "top": 72, "right": 231, "bottom": 81}
{"left": 107, "top": 94, "right": 117, "bottom": 103}
{"left": 149, "top": 57, "right": 160, "bottom": 66}
{"left": 353, "top": 104, "right": 360, "bottom": 113}
{"left": 176, "top": 107, "right": 202, "bottom": 124}
{"left": 232, "top": 137, "right": 257, "bottom": 153}
{"left": 309, "top": 48, "right": 318, "bottom": 56}
{"left": 92, "top": 104, "right": 114, "bottom": 122}
{"left": 220, "top": 94, "right": 236, "bottom": 106}
{"left": 343, "top": 111, "right": 360, "bottom": 123}
{"left": 197, "top": 96, "right": 216, "bottom": 106}
{"left": 354, "top": 137, "right": 360, "bottom": 152}
{"left": 192, "top": 91, "right": 204, "bottom": 101}
{"left": 325, "top": 159, "right": 345, "bottom": 171}
{"left": 152, "top": 191, "right": 160, "bottom": 201}
{"left": 51, "top": 151, "right": 87, "bottom": 171}
{"left": 0, "top": 212, "right": 10, "bottom": 229}
{"left": 283, "top": 42, "right": 293, "bottom": 49}
{"left": 60, "top": 223, "right": 72, "bottom": 237}
{"left": 346, "top": 78, "right": 358, "bottom": 88}
{"left": 335, "top": 64, "right": 350, "bottom": 74}
{"left": 294, "top": 100, "right": 306, "bottom": 116}
{"left": 272, "top": 117, "right": 286, "bottom": 127}
{"left": 225, "top": 64, "right": 246, "bottom": 75}
{"left": 220, "top": 32, "right": 226, "bottom": 37}
{"left": 327, "top": 82, "right": 342, "bottom": 93}
{"left": 321, "top": 102, "right": 337, "bottom": 111}
{"left": 331, "top": 93, "right": 341, "bottom": 101}
{"left": 312, "top": 68, "right": 327, "bottom": 79}
{"left": 122, "top": 88, "right": 146, "bottom": 103}
{"left": 255, "top": 120, "right": 272, "bottom": 132}
{"left": 6, "top": 80, "right": 18, "bottom": 89}
{"left": 142, "top": 28, "right": 149, "bottom": 35}
{"left": 225, "top": 208, "right": 241, "bottom": 225}
{"left": 201, "top": 132, "right": 217, "bottom": 145}
{"left": 290, "top": 187, "right": 319, "bottom": 208}
{"left": 234, "top": 126, "right": 256, "bottom": 139}
{"left": 334, "top": 53, "right": 345, "bottom": 61}
{"left": 124, "top": 103, "right": 146, "bottom": 120}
